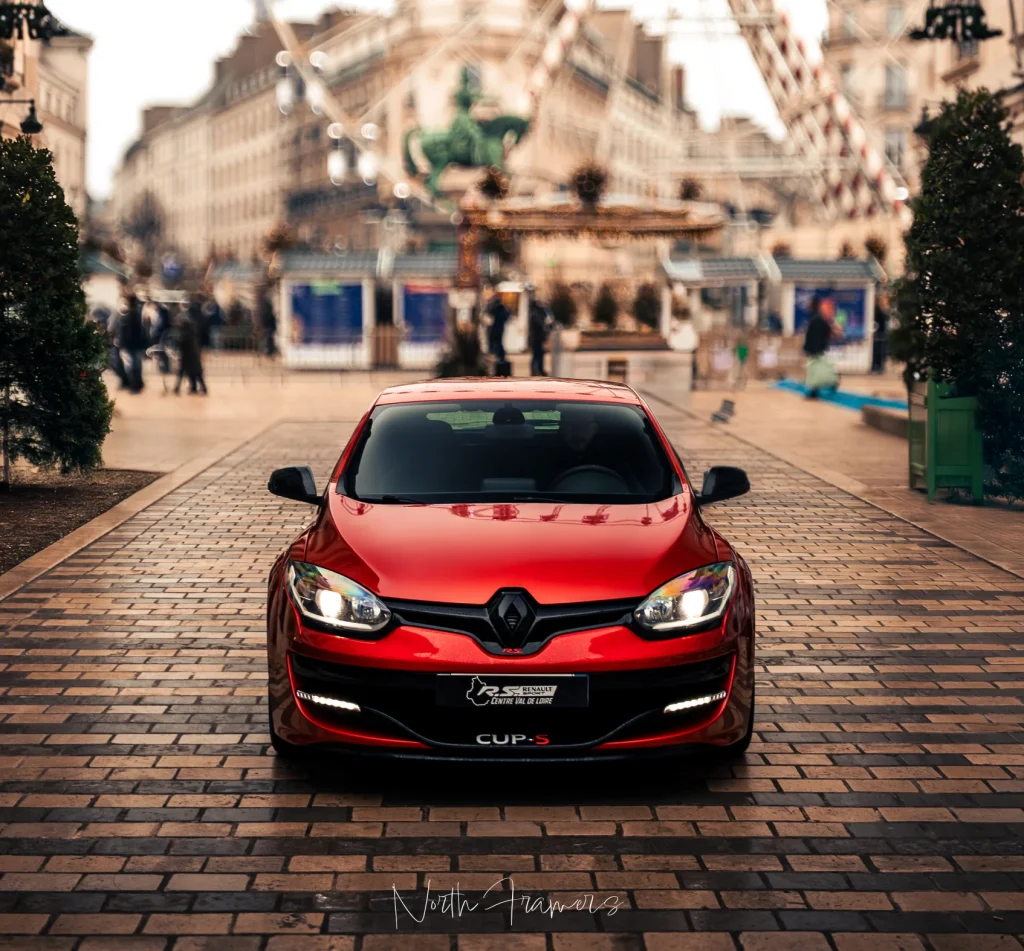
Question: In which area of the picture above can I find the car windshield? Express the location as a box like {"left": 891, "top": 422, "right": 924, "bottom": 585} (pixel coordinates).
{"left": 342, "top": 399, "right": 681, "bottom": 504}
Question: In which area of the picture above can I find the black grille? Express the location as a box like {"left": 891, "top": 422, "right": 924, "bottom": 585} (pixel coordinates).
{"left": 384, "top": 590, "right": 638, "bottom": 655}
{"left": 290, "top": 652, "right": 733, "bottom": 752}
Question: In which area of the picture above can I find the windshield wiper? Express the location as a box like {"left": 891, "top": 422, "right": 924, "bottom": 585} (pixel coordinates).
{"left": 509, "top": 495, "right": 576, "bottom": 504}
{"left": 357, "top": 495, "right": 427, "bottom": 505}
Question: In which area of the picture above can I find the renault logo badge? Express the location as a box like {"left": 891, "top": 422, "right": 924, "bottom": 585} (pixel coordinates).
{"left": 488, "top": 590, "right": 536, "bottom": 649}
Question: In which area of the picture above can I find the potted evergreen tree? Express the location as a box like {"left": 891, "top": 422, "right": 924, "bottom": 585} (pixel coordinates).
{"left": 892, "top": 89, "right": 1024, "bottom": 503}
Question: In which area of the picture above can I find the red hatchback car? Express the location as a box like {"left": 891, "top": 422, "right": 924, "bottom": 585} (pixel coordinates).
{"left": 266, "top": 378, "right": 754, "bottom": 761}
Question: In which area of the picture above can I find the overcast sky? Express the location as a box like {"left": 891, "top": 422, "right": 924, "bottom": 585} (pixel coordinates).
{"left": 47, "top": 0, "right": 827, "bottom": 199}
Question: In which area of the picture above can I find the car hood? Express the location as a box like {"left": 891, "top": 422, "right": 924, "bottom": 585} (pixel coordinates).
{"left": 302, "top": 489, "right": 720, "bottom": 604}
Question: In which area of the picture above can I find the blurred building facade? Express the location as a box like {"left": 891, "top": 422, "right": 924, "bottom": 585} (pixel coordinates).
{"left": 112, "top": 0, "right": 706, "bottom": 267}
{"left": 915, "top": 1, "right": 1024, "bottom": 144}
{"left": 113, "top": 19, "right": 320, "bottom": 269}
{"left": 1, "top": 25, "right": 91, "bottom": 224}
{"left": 821, "top": 0, "right": 920, "bottom": 193}
{"left": 819, "top": 0, "right": 1024, "bottom": 198}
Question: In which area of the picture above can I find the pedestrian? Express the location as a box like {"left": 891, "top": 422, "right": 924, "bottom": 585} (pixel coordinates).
{"left": 733, "top": 334, "right": 749, "bottom": 390}
{"left": 258, "top": 287, "right": 278, "bottom": 357}
{"left": 802, "top": 294, "right": 838, "bottom": 399}
{"left": 871, "top": 287, "right": 890, "bottom": 374}
{"left": 150, "top": 301, "right": 172, "bottom": 375}
{"left": 89, "top": 305, "right": 111, "bottom": 335}
{"left": 174, "top": 299, "right": 208, "bottom": 396}
{"left": 118, "top": 292, "right": 148, "bottom": 394}
{"left": 527, "top": 286, "right": 552, "bottom": 377}
{"left": 485, "top": 286, "right": 510, "bottom": 375}
{"left": 202, "top": 295, "right": 225, "bottom": 351}
{"left": 104, "top": 306, "right": 129, "bottom": 389}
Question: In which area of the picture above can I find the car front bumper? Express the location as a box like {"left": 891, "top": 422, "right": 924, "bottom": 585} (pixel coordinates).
{"left": 268, "top": 599, "right": 755, "bottom": 759}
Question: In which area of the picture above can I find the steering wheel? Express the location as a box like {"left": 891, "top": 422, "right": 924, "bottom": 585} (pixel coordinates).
{"left": 549, "top": 465, "right": 630, "bottom": 493}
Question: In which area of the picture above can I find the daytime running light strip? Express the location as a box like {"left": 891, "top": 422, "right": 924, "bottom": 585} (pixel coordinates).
{"left": 663, "top": 690, "right": 728, "bottom": 714}
{"left": 296, "top": 690, "right": 361, "bottom": 712}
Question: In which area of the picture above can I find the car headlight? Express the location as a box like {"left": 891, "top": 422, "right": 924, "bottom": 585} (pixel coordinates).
{"left": 286, "top": 561, "right": 391, "bottom": 633}
{"left": 634, "top": 563, "right": 737, "bottom": 634}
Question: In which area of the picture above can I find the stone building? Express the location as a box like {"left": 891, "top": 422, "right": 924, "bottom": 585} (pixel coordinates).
{"left": 914, "top": 2, "right": 1024, "bottom": 145}
{"left": 113, "top": 0, "right": 700, "bottom": 266}
{"left": 820, "top": 0, "right": 1024, "bottom": 180}
{"left": 821, "top": 0, "right": 920, "bottom": 193}
{"left": 2, "top": 23, "right": 91, "bottom": 224}
{"left": 286, "top": 1, "right": 696, "bottom": 250}
{"left": 113, "top": 18, "right": 322, "bottom": 269}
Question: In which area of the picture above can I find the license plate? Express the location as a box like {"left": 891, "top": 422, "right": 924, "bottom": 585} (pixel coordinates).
{"left": 436, "top": 674, "right": 589, "bottom": 709}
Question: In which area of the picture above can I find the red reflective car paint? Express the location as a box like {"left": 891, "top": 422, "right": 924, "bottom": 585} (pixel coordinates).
{"left": 267, "top": 378, "right": 755, "bottom": 760}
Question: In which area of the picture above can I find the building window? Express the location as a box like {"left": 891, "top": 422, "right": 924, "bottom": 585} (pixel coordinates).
{"left": 842, "top": 9, "right": 857, "bottom": 38}
{"left": 465, "top": 63, "right": 483, "bottom": 93}
{"left": 840, "top": 64, "right": 855, "bottom": 102}
{"left": 957, "top": 37, "right": 979, "bottom": 59}
{"left": 886, "top": 4, "right": 904, "bottom": 36}
{"left": 885, "top": 127, "right": 906, "bottom": 169}
{"left": 884, "top": 64, "right": 906, "bottom": 109}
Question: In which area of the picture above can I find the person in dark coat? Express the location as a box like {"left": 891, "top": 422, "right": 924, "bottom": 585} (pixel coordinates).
{"left": 202, "top": 296, "right": 225, "bottom": 350}
{"left": 118, "top": 294, "right": 148, "bottom": 393}
{"left": 871, "top": 288, "right": 890, "bottom": 373}
{"left": 151, "top": 303, "right": 172, "bottom": 374}
{"left": 258, "top": 288, "right": 278, "bottom": 357}
{"left": 485, "top": 288, "right": 510, "bottom": 366}
{"left": 803, "top": 294, "right": 842, "bottom": 399}
{"left": 527, "top": 288, "right": 552, "bottom": 377}
{"left": 802, "top": 296, "right": 833, "bottom": 358}
{"left": 174, "top": 301, "right": 208, "bottom": 396}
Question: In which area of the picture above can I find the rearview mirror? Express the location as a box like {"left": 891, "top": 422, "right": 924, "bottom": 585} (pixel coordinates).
{"left": 696, "top": 466, "right": 750, "bottom": 506}
{"left": 268, "top": 466, "right": 321, "bottom": 505}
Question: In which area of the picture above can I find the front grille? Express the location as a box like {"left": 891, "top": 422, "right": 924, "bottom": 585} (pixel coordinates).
{"left": 290, "top": 652, "right": 733, "bottom": 751}
{"left": 383, "top": 591, "right": 638, "bottom": 655}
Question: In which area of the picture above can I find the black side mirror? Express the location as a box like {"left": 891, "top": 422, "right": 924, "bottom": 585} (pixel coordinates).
{"left": 696, "top": 466, "right": 750, "bottom": 506}
{"left": 268, "top": 466, "right": 320, "bottom": 505}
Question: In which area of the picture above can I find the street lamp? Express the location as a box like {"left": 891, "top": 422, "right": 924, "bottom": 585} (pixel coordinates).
{"left": 327, "top": 123, "right": 347, "bottom": 184}
{"left": 275, "top": 51, "right": 295, "bottom": 116}
{"left": 909, "top": 1, "right": 1003, "bottom": 42}
{"left": 2, "top": 97, "right": 42, "bottom": 133}
{"left": 307, "top": 51, "right": 327, "bottom": 116}
{"left": 357, "top": 150, "right": 379, "bottom": 185}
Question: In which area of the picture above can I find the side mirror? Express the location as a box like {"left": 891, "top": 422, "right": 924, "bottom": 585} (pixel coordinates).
{"left": 696, "top": 466, "right": 750, "bottom": 506}
{"left": 268, "top": 466, "right": 321, "bottom": 505}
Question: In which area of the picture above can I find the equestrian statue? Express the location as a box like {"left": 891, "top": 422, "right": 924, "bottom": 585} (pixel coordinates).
{"left": 404, "top": 67, "right": 530, "bottom": 198}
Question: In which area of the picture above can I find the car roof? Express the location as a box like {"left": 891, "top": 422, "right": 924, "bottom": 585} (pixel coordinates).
{"left": 374, "top": 377, "right": 645, "bottom": 406}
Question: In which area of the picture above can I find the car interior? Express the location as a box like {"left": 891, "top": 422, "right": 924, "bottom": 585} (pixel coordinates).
{"left": 346, "top": 401, "right": 677, "bottom": 502}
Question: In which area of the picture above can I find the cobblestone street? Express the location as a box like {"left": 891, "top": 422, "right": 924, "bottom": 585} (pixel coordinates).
{"left": 1, "top": 400, "right": 1023, "bottom": 951}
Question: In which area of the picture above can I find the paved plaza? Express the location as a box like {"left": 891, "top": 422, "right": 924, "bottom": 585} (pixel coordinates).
{"left": 1, "top": 386, "right": 1024, "bottom": 951}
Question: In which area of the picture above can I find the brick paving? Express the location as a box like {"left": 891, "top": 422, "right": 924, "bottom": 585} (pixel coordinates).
{"left": 1, "top": 402, "right": 1023, "bottom": 950}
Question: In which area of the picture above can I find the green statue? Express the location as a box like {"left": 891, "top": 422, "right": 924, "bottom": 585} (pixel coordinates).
{"left": 404, "top": 67, "right": 530, "bottom": 197}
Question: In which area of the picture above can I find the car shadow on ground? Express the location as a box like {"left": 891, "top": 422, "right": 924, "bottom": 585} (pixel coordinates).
{"left": 291, "top": 751, "right": 735, "bottom": 804}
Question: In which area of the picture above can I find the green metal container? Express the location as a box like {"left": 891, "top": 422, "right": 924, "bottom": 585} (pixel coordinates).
{"left": 908, "top": 378, "right": 984, "bottom": 502}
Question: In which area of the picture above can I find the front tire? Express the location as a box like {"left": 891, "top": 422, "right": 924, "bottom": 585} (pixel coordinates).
{"left": 726, "top": 685, "right": 755, "bottom": 756}
{"left": 268, "top": 689, "right": 305, "bottom": 760}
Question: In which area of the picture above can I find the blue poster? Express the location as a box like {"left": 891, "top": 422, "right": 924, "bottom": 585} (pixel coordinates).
{"left": 402, "top": 285, "right": 449, "bottom": 343}
{"left": 290, "top": 282, "right": 363, "bottom": 345}
{"left": 793, "top": 286, "right": 868, "bottom": 341}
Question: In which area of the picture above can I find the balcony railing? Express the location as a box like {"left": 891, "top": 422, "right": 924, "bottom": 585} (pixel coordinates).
{"left": 821, "top": 29, "right": 861, "bottom": 48}
{"left": 880, "top": 93, "right": 909, "bottom": 111}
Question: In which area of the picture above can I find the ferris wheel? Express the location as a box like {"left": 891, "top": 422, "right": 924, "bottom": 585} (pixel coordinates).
{"left": 258, "top": 0, "right": 910, "bottom": 225}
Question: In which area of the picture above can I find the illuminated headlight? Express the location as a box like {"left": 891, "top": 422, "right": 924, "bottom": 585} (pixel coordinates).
{"left": 634, "top": 563, "right": 737, "bottom": 634}
{"left": 296, "top": 690, "right": 360, "bottom": 713}
{"left": 664, "top": 690, "right": 727, "bottom": 714}
{"left": 286, "top": 562, "right": 391, "bottom": 633}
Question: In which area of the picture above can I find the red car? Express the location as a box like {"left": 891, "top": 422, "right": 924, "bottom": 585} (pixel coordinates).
{"left": 267, "top": 378, "right": 754, "bottom": 761}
